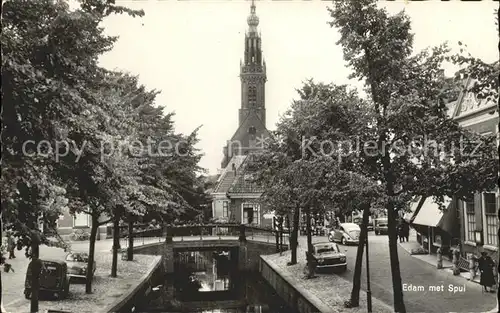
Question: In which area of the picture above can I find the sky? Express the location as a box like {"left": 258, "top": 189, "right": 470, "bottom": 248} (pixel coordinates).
{"left": 97, "top": 0, "right": 498, "bottom": 175}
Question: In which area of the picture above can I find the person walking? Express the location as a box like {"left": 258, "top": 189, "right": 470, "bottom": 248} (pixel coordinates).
{"left": 397, "top": 224, "right": 404, "bottom": 243}
{"left": 403, "top": 222, "right": 410, "bottom": 242}
{"left": 6, "top": 233, "right": 15, "bottom": 259}
{"left": 478, "top": 252, "right": 495, "bottom": 293}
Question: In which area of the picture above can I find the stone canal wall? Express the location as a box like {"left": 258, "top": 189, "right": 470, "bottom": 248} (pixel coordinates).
{"left": 130, "top": 241, "right": 170, "bottom": 271}
{"left": 242, "top": 240, "right": 288, "bottom": 271}
{"left": 259, "top": 256, "right": 333, "bottom": 313}
{"left": 108, "top": 240, "right": 289, "bottom": 312}
{"left": 105, "top": 255, "right": 163, "bottom": 313}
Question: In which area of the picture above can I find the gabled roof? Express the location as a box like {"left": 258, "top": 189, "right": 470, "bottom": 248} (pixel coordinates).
{"left": 227, "top": 154, "right": 264, "bottom": 195}
{"left": 212, "top": 155, "right": 247, "bottom": 194}
{"left": 449, "top": 77, "right": 498, "bottom": 120}
{"left": 230, "top": 110, "right": 273, "bottom": 143}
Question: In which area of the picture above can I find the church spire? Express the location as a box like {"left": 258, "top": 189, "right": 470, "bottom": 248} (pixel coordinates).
{"left": 247, "top": 0, "right": 259, "bottom": 33}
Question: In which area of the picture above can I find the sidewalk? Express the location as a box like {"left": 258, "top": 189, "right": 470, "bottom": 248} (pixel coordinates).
{"left": 399, "top": 229, "right": 482, "bottom": 284}
{"left": 1, "top": 236, "right": 164, "bottom": 312}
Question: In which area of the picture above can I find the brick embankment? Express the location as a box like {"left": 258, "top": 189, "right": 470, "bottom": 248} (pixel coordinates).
{"left": 263, "top": 249, "right": 393, "bottom": 313}
{"left": 6, "top": 254, "right": 160, "bottom": 313}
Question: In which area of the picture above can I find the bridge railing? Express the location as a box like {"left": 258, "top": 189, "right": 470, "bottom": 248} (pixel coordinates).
{"left": 165, "top": 224, "right": 242, "bottom": 241}
{"left": 164, "top": 224, "right": 289, "bottom": 251}
{"left": 244, "top": 225, "right": 289, "bottom": 244}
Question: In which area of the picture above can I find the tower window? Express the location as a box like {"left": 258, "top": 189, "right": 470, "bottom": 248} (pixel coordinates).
{"left": 248, "top": 126, "right": 256, "bottom": 135}
{"left": 248, "top": 86, "right": 256, "bottom": 105}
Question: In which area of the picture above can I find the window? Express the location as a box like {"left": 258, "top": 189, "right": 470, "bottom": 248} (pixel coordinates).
{"left": 248, "top": 86, "right": 256, "bottom": 105}
{"left": 222, "top": 201, "right": 229, "bottom": 218}
{"left": 465, "top": 199, "right": 474, "bottom": 213}
{"left": 484, "top": 193, "right": 496, "bottom": 214}
{"left": 253, "top": 206, "right": 259, "bottom": 225}
{"left": 484, "top": 193, "right": 498, "bottom": 246}
{"left": 248, "top": 126, "right": 256, "bottom": 135}
{"left": 464, "top": 198, "right": 476, "bottom": 242}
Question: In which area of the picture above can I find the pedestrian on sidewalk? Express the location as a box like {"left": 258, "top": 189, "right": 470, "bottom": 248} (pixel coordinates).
{"left": 478, "top": 252, "right": 495, "bottom": 293}
{"left": 403, "top": 222, "right": 410, "bottom": 242}
{"left": 6, "top": 232, "right": 15, "bottom": 259}
{"left": 397, "top": 224, "right": 404, "bottom": 243}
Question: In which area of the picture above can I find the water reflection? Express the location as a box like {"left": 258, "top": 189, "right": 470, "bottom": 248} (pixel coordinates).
{"left": 174, "top": 250, "right": 236, "bottom": 300}
{"left": 139, "top": 249, "right": 295, "bottom": 313}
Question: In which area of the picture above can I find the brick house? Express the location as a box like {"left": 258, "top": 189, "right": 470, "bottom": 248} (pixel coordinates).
{"left": 57, "top": 211, "right": 109, "bottom": 240}
{"left": 409, "top": 77, "right": 499, "bottom": 262}
{"left": 450, "top": 78, "right": 499, "bottom": 261}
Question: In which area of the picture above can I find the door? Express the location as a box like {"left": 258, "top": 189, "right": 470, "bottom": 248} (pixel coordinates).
{"left": 243, "top": 207, "right": 254, "bottom": 225}
{"left": 335, "top": 227, "right": 345, "bottom": 242}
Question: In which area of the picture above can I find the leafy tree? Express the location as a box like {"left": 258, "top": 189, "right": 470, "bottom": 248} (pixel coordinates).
{"left": 329, "top": 1, "right": 498, "bottom": 311}
{"left": 250, "top": 80, "right": 372, "bottom": 267}
{"left": 2, "top": 0, "right": 144, "bottom": 299}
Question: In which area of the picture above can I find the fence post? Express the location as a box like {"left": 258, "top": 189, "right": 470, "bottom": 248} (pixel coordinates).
{"left": 275, "top": 230, "right": 279, "bottom": 252}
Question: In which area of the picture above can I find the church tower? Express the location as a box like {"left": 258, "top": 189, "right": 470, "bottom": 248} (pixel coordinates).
{"left": 220, "top": 0, "right": 271, "bottom": 169}
{"left": 239, "top": 0, "right": 266, "bottom": 127}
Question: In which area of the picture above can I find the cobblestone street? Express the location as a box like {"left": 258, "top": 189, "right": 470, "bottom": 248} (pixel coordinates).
{"left": 304, "top": 232, "right": 496, "bottom": 313}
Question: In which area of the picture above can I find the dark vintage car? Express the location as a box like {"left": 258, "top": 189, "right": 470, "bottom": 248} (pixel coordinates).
{"left": 25, "top": 259, "right": 70, "bottom": 300}
{"left": 310, "top": 242, "right": 347, "bottom": 272}
{"left": 328, "top": 222, "right": 361, "bottom": 245}
{"left": 374, "top": 218, "right": 388, "bottom": 235}
{"left": 65, "top": 252, "right": 96, "bottom": 279}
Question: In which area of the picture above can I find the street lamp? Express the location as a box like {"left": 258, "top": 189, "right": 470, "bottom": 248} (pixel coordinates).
{"left": 365, "top": 231, "right": 372, "bottom": 313}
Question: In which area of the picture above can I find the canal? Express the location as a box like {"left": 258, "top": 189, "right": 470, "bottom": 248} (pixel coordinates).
{"left": 138, "top": 249, "right": 295, "bottom": 312}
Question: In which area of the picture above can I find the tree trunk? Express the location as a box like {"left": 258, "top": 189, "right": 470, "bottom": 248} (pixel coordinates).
{"left": 383, "top": 152, "right": 406, "bottom": 313}
{"left": 289, "top": 206, "right": 300, "bottom": 265}
{"left": 111, "top": 215, "right": 120, "bottom": 277}
{"left": 30, "top": 232, "right": 41, "bottom": 313}
{"left": 348, "top": 204, "right": 370, "bottom": 307}
{"left": 127, "top": 217, "right": 134, "bottom": 261}
{"left": 305, "top": 208, "right": 315, "bottom": 278}
{"left": 86, "top": 215, "right": 99, "bottom": 294}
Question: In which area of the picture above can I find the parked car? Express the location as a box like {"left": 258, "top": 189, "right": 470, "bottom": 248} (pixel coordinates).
{"left": 374, "top": 218, "right": 388, "bottom": 235}
{"left": 310, "top": 242, "right": 347, "bottom": 272}
{"left": 328, "top": 222, "right": 361, "bottom": 245}
{"left": 65, "top": 252, "right": 96, "bottom": 279}
{"left": 25, "top": 259, "right": 70, "bottom": 300}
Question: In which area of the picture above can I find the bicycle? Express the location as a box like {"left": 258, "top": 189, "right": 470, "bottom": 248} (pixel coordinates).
{"left": 69, "top": 229, "right": 91, "bottom": 241}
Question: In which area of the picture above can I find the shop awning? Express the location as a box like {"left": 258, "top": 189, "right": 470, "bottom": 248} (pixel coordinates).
{"left": 403, "top": 198, "right": 423, "bottom": 223}
{"left": 437, "top": 200, "right": 457, "bottom": 235}
{"left": 412, "top": 197, "right": 452, "bottom": 228}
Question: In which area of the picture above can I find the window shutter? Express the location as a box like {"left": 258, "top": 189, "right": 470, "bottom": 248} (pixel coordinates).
{"left": 474, "top": 192, "right": 483, "bottom": 231}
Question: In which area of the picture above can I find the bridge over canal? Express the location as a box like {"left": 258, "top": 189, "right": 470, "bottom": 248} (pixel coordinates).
{"left": 131, "top": 224, "right": 291, "bottom": 312}
{"left": 132, "top": 224, "right": 290, "bottom": 273}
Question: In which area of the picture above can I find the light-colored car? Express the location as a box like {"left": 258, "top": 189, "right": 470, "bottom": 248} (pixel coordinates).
{"left": 65, "top": 252, "right": 96, "bottom": 279}
{"left": 311, "top": 242, "right": 347, "bottom": 272}
{"left": 328, "top": 222, "right": 361, "bottom": 245}
{"left": 374, "top": 218, "right": 388, "bottom": 235}
{"left": 352, "top": 216, "right": 374, "bottom": 230}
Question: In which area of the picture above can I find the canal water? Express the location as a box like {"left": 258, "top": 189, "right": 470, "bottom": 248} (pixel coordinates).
{"left": 138, "top": 249, "right": 295, "bottom": 313}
